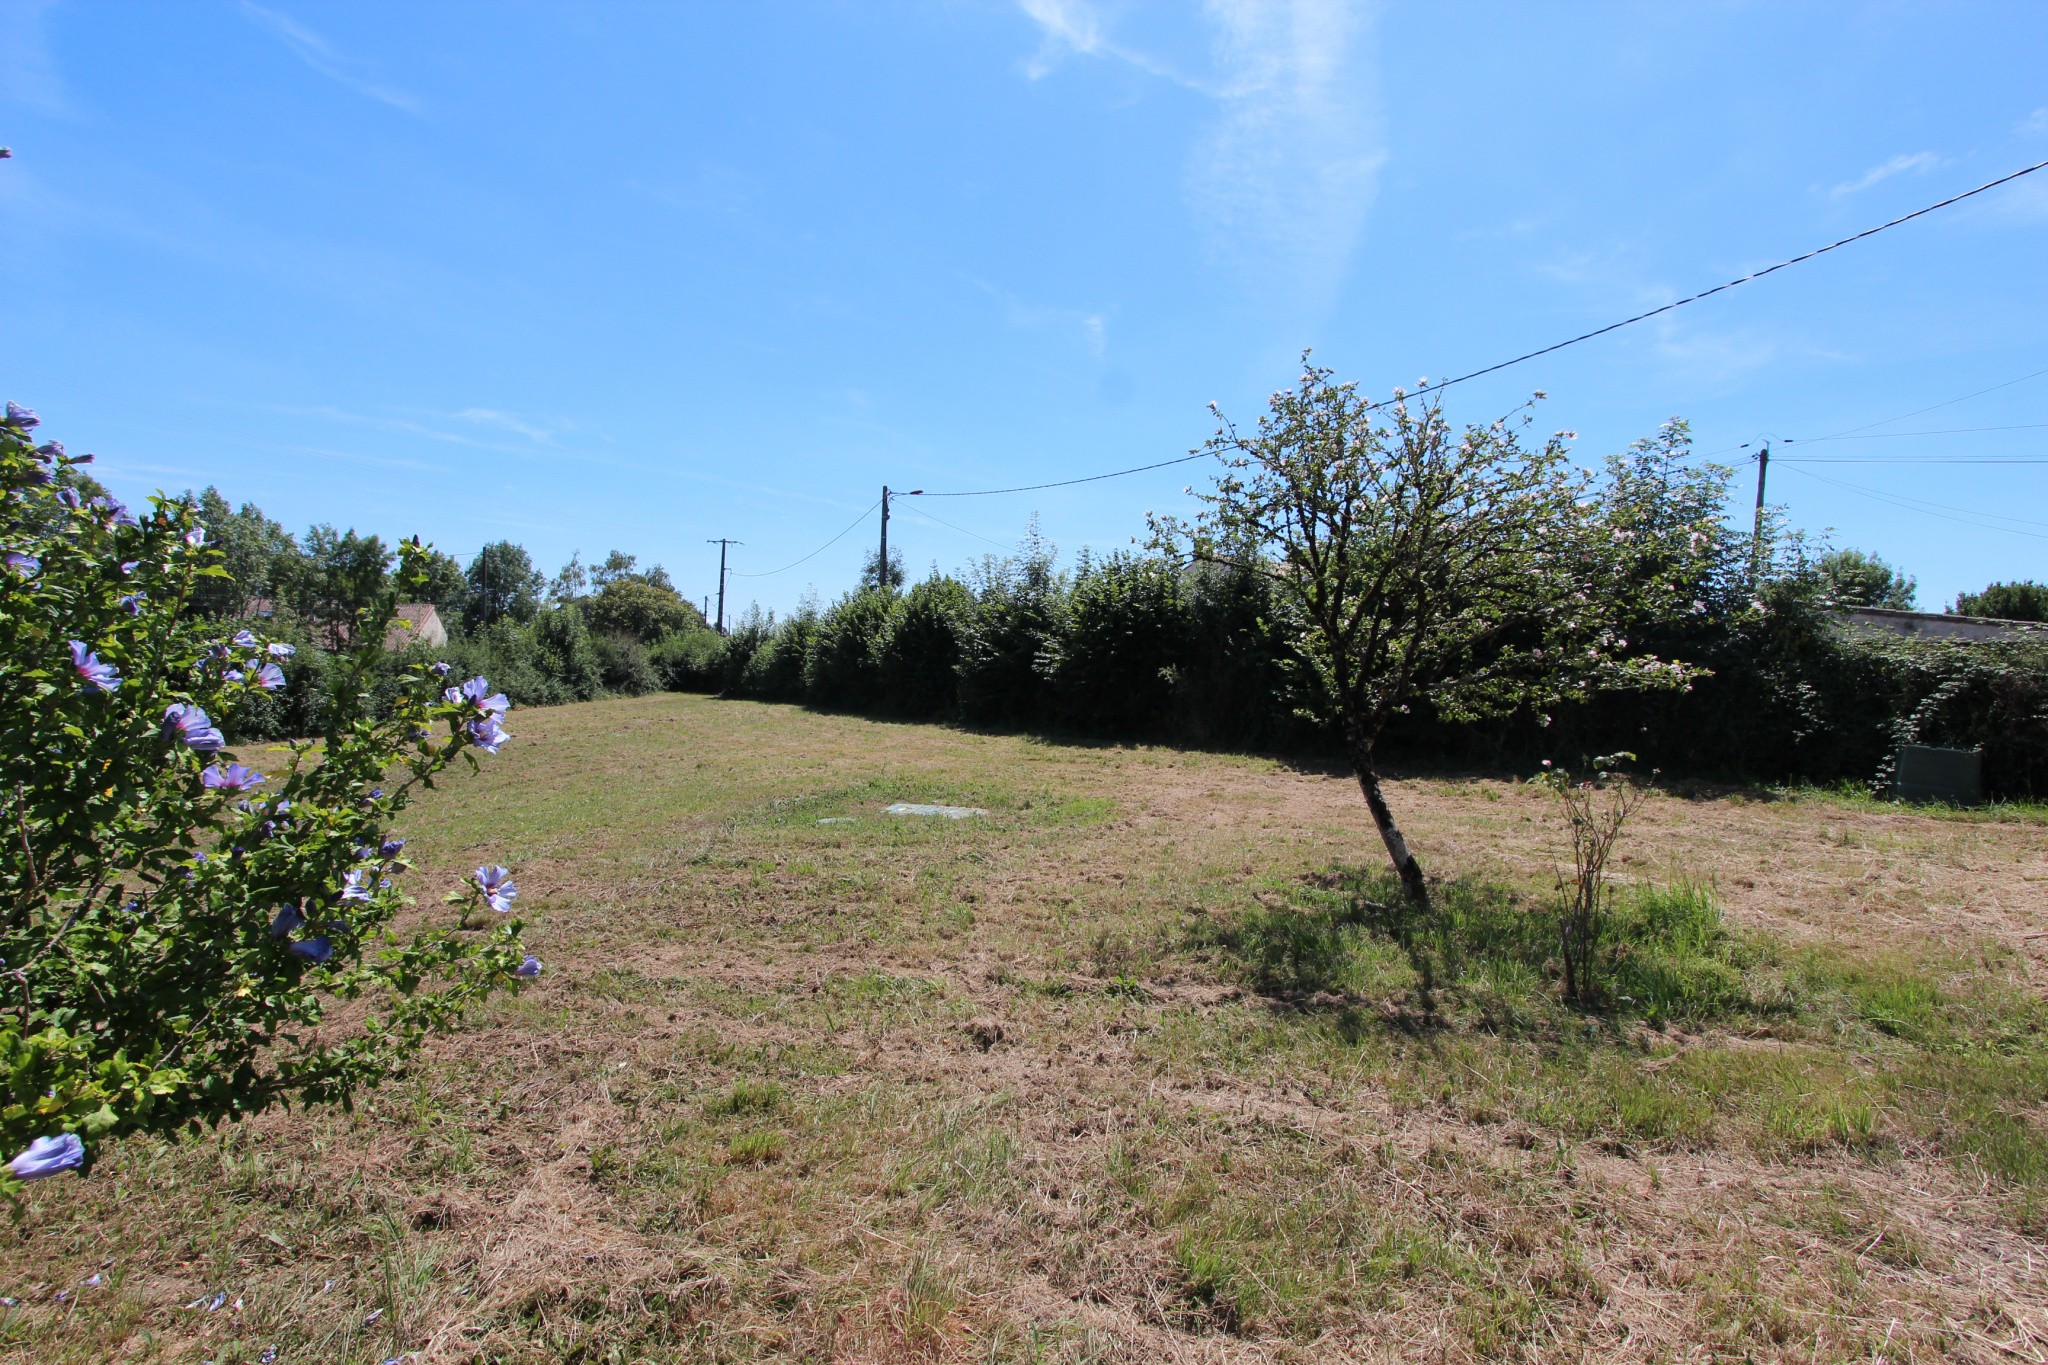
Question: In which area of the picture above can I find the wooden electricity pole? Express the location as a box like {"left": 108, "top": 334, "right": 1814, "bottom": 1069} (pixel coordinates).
{"left": 706, "top": 538, "right": 741, "bottom": 633}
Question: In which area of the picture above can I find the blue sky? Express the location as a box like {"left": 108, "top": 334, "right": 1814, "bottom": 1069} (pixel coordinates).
{"left": 2, "top": 0, "right": 2044, "bottom": 616}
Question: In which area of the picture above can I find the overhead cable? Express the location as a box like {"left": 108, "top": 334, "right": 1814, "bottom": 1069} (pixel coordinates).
{"left": 731, "top": 499, "right": 881, "bottom": 578}
{"left": 1795, "top": 362, "right": 2048, "bottom": 442}
{"left": 914, "top": 158, "right": 2048, "bottom": 498}
{"left": 1776, "top": 463, "right": 2048, "bottom": 541}
{"left": 1776, "top": 455, "right": 2048, "bottom": 465}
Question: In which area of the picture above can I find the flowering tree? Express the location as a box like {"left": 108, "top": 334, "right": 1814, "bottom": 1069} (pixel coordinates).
{"left": 0, "top": 403, "right": 536, "bottom": 1196}
{"left": 1156, "top": 359, "right": 1702, "bottom": 910}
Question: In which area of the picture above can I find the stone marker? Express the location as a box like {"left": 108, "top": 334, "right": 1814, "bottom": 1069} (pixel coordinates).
{"left": 885, "top": 802, "right": 988, "bottom": 819}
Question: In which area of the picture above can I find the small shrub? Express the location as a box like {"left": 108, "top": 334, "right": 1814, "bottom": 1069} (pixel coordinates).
{"left": 592, "top": 631, "right": 658, "bottom": 696}
{"left": 805, "top": 588, "right": 892, "bottom": 710}
{"left": 647, "top": 628, "right": 727, "bottom": 692}
{"left": 705, "top": 1079, "right": 783, "bottom": 1116}
{"left": 725, "top": 1131, "right": 783, "bottom": 1164}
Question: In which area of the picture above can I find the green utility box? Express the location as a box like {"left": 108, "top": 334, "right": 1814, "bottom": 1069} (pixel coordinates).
{"left": 1894, "top": 744, "right": 1982, "bottom": 805}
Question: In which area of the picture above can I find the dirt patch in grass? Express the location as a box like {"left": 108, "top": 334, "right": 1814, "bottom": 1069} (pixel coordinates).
{"left": 5, "top": 694, "right": 2048, "bottom": 1362}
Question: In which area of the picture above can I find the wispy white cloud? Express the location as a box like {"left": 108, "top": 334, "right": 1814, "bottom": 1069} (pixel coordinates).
{"left": 967, "top": 275, "right": 1111, "bottom": 355}
{"left": 452, "top": 408, "right": 556, "bottom": 443}
{"left": 2020, "top": 107, "right": 2048, "bottom": 138}
{"left": 1016, "top": 0, "right": 1384, "bottom": 299}
{"left": 1830, "top": 151, "right": 1938, "bottom": 198}
{"left": 0, "top": 0, "right": 71, "bottom": 117}
{"left": 1017, "top": 0, "right": 1213, "bottom": 90}
{"left": 239, "top": 2, "right": 422, "bottom": 114}
{"left": 1189, "top": 0, "right": 1385, "bottom": 292}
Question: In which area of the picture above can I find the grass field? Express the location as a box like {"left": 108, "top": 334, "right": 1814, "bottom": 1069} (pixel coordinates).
{"left": 6, "top": 693, "right": 2048, "bottom": 1363}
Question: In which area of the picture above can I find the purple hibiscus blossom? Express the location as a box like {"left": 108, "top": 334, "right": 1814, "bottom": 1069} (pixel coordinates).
{"left": 90, "top": 496, "right": 137, "bottom": 528}
{"left": 231, "top": 630, "right": 258, "bottom": 647}
{"left": 474, "top": 865, "right": 517, "bottom": 914}
{"left": 4, "top": 401, "right": 38, "bottom": 431}
{"left": 268, "top": 642, "right": 295, "bottom": 658}
{"left": 287, "top": 937, "right": 332, "bottom": 964}
{"left": 467, "top": 716, "right": 510, "bottom": 754}
{"left": 254, "top": 663, "right": 286, "bottom": 691}
{"left": 68, "top": 641, "right": 121, "bottom": 693}
{"left": 452, "top": 676, "right": 510, "bottom": 716}
{"left": 338, "top": 869, "right": 374, "bottom": 903}
{"left": 515, "top": 955, "right": 542, "bottom": 979}
{"left": 7, "top": 1134, "right": 82, "bottom": 1182}
{"left": 184, "top": 527, "right": 205, "bottom": 548}
{"left": 162, "top": 703, "right": 225, "bottom": 752}
{"left": 268, "top": 903, "right": 305, "bottom": 938}
{"left": 119, "top": 592, "right": 145, "bottom": 615}
{"left": 379, "top": 837, "right": 406, "bottom": 858}
{"left": 199, "top": 763, "right": 265, "bottom": 793}
{"left": 4, "top": 552, "right": 37, "bottom": 578}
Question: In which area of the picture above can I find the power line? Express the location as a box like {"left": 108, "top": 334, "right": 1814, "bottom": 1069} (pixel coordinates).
{"left": 913, "top": 157, "right": 2048, "bottom": 499}
{"left": 901, "top": 503, "right": 1019, "bottom": 550}
{"left": 1795, "top": 362, "right": 2048, "bottom": 442}
{"left": 1778, "top": 455, "right": 2048, "bottom": 465}
{"left": 730, "top": 499, "right": 881, "bottom": 578}
{"left": 912, "top": 451, "right": 1209, "bottom": 499}
{"left": 1791, "top": 422, "right": 2048, "bottom": 443}
{"left": 1374, "top": 158, "right": 2048, "bottom": 408}
{"left": 1776, "top": 463, "right": 2048, "bottom": 541}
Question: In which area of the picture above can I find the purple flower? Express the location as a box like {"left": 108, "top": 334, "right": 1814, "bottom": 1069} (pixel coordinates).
{"left": 119, "top": 592, "right": 145, "bottom": 615}
{"left": 119, "top": 560, "right": 139, "bottom": 575}
{"left": 90, "top": 496, "right": 136, "bottom": 527}
{"left": 268, "top": 642, "right": 295, "bottom": 658}
{"left": 3, "top": 552, "right": 36, "bottom": 578}
{"left": 268, "top": 904, "right": 304, "bottom": 938}
{"left": 4, "top": 401, "right": 38, "bottom": 431}
{"left": 379, "top": 838, "right": 406, "bottom": 858}
{"left": 254, "top": 663, "right": 286, "bottom": 691}
{"left": 199, "top": 763, "right": 265, "bottom": 792}
{"left": 7, "top": 1134, "right": 82, "bottom": 1182}
{"left": 35, "top": 440, "right": 62, "bottom": 460}
{"left": 55, "top": 488, "right": 80, "bottom": 509}
{"left": 223, "top": 668, "right": 244, "bottom": 683}
{"left": 162, "top": 703, "right": 224, "bottom": 751}
{"left": 287, "top": 937, "right": 332, "bottom": 963}
{"left": 68, "top": 640, "right": 121, "bottom": 692}
{"left": 453, "top": 676, "right": 510, "bottom": 715}
{"left": 474, "top": 865, "right": 517, "bottom": 914}
{"left": 431, "top": 661, "right": 451, "bottom": 677}
{"left": 467, "top": 716, "right": 509, "bottom": 754}
{"left": 184, "top": 527, "right": 205, "bottom": 548}
{"left": 339, "top": 869, "right": 373, "bottom": 902}
{"left": 515, "top": 955, "right": 542, "bottom": 978}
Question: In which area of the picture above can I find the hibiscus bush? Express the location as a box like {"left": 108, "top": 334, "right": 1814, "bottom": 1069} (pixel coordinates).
{"left": 0, "top": 402, "right": 534, "bottom": 1197}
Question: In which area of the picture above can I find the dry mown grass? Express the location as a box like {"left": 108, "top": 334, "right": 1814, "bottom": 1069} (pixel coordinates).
{"left": 5, "top": 693, "right": 2048, "bottom": 1363}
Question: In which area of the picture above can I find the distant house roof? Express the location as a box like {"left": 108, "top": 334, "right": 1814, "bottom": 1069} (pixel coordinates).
{"left": 1836, "top": 606, "right": 2044, "bottom": 643}
{"left": 384, "top": 603, "right": 449, "bottom": 652}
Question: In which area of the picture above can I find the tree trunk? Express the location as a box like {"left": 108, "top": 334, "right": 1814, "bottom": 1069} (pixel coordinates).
{"left": 1342, "top": 719, "right": 1429, "bottom": 910}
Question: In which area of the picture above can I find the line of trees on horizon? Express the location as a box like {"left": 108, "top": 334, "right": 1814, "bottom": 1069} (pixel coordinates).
{"left": 51, "top": 417, "right": 2043, "bottom": 798}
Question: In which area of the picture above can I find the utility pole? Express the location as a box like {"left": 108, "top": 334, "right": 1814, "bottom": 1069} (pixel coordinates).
{"left": 1750, "top": 444, "right": 1770, "bottom": 580}
{"left": 875, "top": 486, "right": 922, "bottom": 590}
{"left": 706, "top": 538, "right": 741, "bottom": 633}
